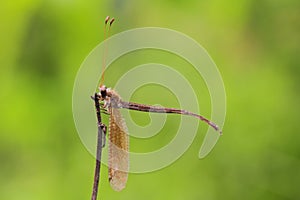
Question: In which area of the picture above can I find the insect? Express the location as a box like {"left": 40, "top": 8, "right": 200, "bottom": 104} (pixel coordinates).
{"left": 90, "top": 16, "right": 222, "bottom": 200}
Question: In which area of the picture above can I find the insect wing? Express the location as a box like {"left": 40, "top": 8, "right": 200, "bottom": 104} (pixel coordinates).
{"left": 108, "top": 107, "right": 129, "bottom": 191}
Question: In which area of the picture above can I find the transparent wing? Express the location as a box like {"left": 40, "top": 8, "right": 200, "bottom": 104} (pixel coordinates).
{"left": 108, "top": 107, "right": 129, "bottom": 191}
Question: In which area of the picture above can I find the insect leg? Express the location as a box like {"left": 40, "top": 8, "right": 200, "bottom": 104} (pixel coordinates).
{"left": 100, "top": 107, "right": 110, "bottom": 115}
{"left": 99, "top": 122, "right": 107, "bottom": 148}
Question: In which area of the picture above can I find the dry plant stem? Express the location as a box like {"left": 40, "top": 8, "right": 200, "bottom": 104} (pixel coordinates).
{"left": 91, "top": 93, "right": 105, "bottom": 200}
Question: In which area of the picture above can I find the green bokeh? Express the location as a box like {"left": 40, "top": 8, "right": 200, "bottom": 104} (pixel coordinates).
{"left": 1, "top": 0, "right": 299, "bottom": 199}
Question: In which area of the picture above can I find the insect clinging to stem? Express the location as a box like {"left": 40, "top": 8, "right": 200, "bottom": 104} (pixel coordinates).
{"left": 90, "top": 16, "right": 222, "bottom": 200}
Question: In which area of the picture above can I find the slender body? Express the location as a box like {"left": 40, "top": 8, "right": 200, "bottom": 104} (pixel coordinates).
{"left": 90, "top": 15, "right": 222, "bottom": 199}
{"left": 98, "top": 85, "right": 221, "bottom": 133}
{"left": 93, "top": 85, "right": 222, "bottom": 193}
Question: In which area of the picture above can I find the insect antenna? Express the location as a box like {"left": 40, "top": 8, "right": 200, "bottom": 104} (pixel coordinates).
{"left": 100, "top": 16, "right": 115, "bottom": 87}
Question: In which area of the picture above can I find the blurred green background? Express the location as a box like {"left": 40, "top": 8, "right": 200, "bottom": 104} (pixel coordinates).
{"left": 1, "top": 0, "right": 300, "bottom": 199}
